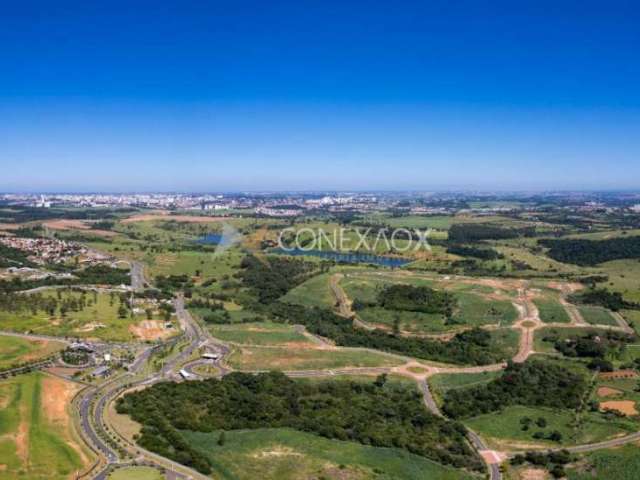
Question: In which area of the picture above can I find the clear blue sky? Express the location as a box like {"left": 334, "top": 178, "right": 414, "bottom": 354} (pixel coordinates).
{"left": 1, "top": 0, "right": 639, "bottom": 192}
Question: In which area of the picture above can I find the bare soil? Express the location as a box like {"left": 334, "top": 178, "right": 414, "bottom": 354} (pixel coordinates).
{"left": 597, "top": 386, "right": 624, "bottom": 397}
{"left": 129, "top": 320, "right": 174, "bottom": 341}
{"left": 600, "top": 400, "right": 638, "bottom": 416}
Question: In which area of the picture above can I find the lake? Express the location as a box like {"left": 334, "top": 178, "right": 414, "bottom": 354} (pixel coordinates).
{"left": 195, "top": 234, "right": 223, "bottom": 244}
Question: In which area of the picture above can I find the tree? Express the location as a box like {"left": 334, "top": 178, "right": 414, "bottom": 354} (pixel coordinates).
{"left": 217, "top": 431, "right": 226, "bottom": 446}
{"left": 548, "top": 430, "right": 563, "bottom": 442}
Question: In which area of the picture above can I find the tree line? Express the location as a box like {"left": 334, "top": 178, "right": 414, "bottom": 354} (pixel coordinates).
{"left": 539, "top": 235, "right": 640, "bottom": 266}
{"left": 270, "top": 303, "right": 509, "bottom": 366}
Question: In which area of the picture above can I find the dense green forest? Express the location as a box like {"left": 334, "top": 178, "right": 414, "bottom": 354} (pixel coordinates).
{"left": 446, "top": 244, "right": 504, "bottom": 260}
{"left": 270, "top": 303, "right": 509, "bottom": 365}
{"left": 442, "top": 360, "right": 588, "bottom": 419}
{"left": 539, "top": 235, "right": 640, "bottom": 265}
{"left": 239, "top": 255, "right": 322, "bottom": 304}
{"left": 449, "top": 224, "right": 534, "bottom": 242}
{"left": 569, "top": 288, "right": 638, "bottom": 311}
{"left": 377, "top": 284, "right": 455, "bottom": 315}
{"left": 116, "top": 372, "right": 483, "bottom": 473}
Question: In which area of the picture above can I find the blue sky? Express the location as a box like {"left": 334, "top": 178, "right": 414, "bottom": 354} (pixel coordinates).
{"left": 1, "top": 0, "right": 639, "bottom": 192}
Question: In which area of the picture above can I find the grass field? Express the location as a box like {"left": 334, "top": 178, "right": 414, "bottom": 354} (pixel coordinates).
{"left": 598, "top": 259, "right": 640, "bottom": 304}
{"left": 108, "top": 466, "right": 163, "bottom": 480}
{"left": 342, "top": 274, "right": 518, "bottom": 332}
{"left": 0, "top": 372, "right": 92, "bottom": 479}
{"left": 451, "top": 292, "right": 518, "bottom": 327}
{"left": 566, "top": 444, "right": 640, "bottom": 480}
{"left": 0, "top": 335, "right": 64, "bottom": 371}
{"left": 464, "top": 405, "right": 634, "bottom": 450}
{"left": 227, "top": 345, "right": 403, "bottom": 371}
{"left": 281, "top": 272, "right": 335, "bottom": 308}
{"left": 0, "top": 289, "right": 164, "bottom": 342}
{"left": 577, "top": 305, "right": 619, "bottom": 326}
{"left": 182, "top": 427, "right": 474, "bottom": 480}
{"left": 533, "top": 297, "right": 571, "bottom": 324}
{"left": 209, "top": 322, "right": 311, "bottom": 346}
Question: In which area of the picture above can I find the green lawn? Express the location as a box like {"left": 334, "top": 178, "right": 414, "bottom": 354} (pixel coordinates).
{"left": 567, "top": 444, "right": 640, "bottom": 480}
{"left": 209, "top": 322, "right": 310, "bottom": 346}
{"left": 488, "top": 328, "right": 521, "bottom": 359}
{"left": 533, "top": 298, "right": 571, "bottom": 324}
{"left": 0, "top": 335, "right": 64, "bottom": 371}
{"left": 182, "top": 428, "right": 474, "bottom": 480}
{"left": 281, "top": 272, "right": 335, "bottom": 308}
{"left": 0, "top": 373, "right": 88, "bottom": 480}
{"left": 451, "top": 292, "right": 518, "bottom": 327}
{"left": 108, "top": 466, "right": 163, "bottom": 480}
{"left": 464, "top": 405, "right": 634, "bottom": 450}
{"left": 227, "top": 345, "right": 403, "bottom": 371}
{"left": 577, "top": 306, "right": 619, "bottom": 326}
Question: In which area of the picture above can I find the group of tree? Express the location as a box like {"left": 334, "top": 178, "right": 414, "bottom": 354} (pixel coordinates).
{"left": 0, "top": 287, "right": 131, "bottom": 320}
{"left": 376, "top": 284, "right": 456, "bottom": 316}
{"left": 542, "top": 329, "right": 633, "bottom": 365}
{"left": 448, "top": 224, "right": 535, "bottom": 242}
{"left": 510, "top": 450, "right": 573, "bottom": 479}
{"left": 73, "top": 265, "right": 130, "bottom": 285}
{"left": 446, "top": 244, "right": 504, "bottom": 261}
{"left": 569, "top": 287, "right": 638, "bottom": 311}
{"left": 238, "top": 255, "right": 319, "bottom": 304}
{"left": 269, "top": 303, "right": 509, "bottom": 366}
{"left": 0, "top": 243, "right": 36, "bottom": 268}
{"left": 539, "top": 235, "right": 640, "bottom": 265}
{"left": 155, "top": 274, "right": 194, "bottom": 293}
{"left": 442, "top": 360, "right": 588, "bottom": 419}
{"left": 116, "top": 371, "right": 483, "bottom": 474}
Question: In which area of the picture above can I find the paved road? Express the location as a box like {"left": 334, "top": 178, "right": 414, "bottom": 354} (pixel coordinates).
{"left": 467, "top": 430, "right": 502, "bottom": 480}
{"left": 76, "top": 295, "right": 213, "bottom": 480}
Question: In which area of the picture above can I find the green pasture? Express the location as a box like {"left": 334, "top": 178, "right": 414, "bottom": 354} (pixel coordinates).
{"left": 226, "top": 345, "right": 403, "bottom": 371}
{"left": 182, "top": 427, "right": 474, "bottom": 480}
{"left": 0, "top": 373, "right": 86, "bottom": 480}
{"left": 208, "top": 322, "right": 310, "bottom": 346}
